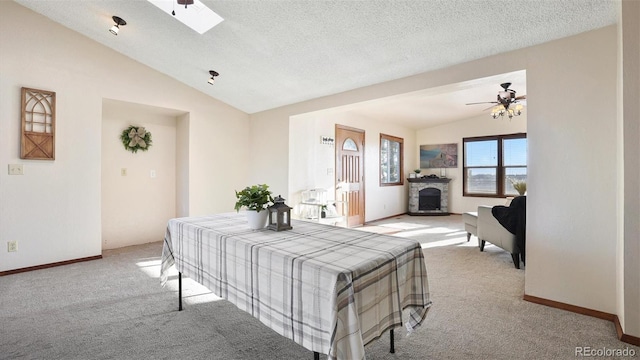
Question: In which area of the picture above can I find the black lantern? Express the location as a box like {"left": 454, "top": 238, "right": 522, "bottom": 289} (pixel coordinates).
{"left": 267, "top": 195, "right": 293, "bottom": 231}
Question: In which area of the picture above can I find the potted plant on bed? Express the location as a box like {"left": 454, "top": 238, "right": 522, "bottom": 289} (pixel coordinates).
{"left": 234, "top": 184, "right": 274, "bottom": 229}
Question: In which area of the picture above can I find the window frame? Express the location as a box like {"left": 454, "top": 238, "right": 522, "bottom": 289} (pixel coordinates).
{"left": 462, "top": 133, "right": 527, "bottom": 198}
{"left": 379, "top": 133, "right": 404, "bottom": 186}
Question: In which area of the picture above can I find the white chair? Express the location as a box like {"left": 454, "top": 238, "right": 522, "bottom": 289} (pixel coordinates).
{"left": 476, "top": 205, "right": 521, "bottom": 269}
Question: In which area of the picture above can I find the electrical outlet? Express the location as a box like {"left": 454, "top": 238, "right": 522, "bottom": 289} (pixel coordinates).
{"left": 7, "top": 241, "right": 17, "bottom": 252}
{"left": 8, "top": 164, "right": 24, "bottom": 175}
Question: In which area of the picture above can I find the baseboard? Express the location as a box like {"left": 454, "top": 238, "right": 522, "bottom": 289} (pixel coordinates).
{"left": 0, "top": 255, "right": 102, "bottom": 276}
{"left": 524, "top": 294, "right": 640, "bottom": 346}
{"left": 614, "top": 315, "right": 640, "bottom": 346}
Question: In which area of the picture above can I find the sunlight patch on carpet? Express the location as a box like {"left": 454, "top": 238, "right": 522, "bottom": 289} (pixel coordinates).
{"left": 136, "top": 259, "right": 162, "bottom": 278}
{"left": 374, "top": 222, "right": 427, "bottom": 230}
{"left": 137, "top": 258, "right": 223, "bottom": 305}
{"left": 353, "top": 226, "right": 400, "bottom": 234}
{"left": 392, "top": 226, "right": 458, "bottom": 237}
{"left": 420, "top": 236, "right": 470, "bottom": 248}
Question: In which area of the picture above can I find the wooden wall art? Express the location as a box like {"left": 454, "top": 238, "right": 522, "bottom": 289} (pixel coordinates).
{"left": 21, "top": 87, "right": 56, "bottom": 160}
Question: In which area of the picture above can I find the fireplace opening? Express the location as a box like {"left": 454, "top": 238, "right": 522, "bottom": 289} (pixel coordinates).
{"left": 419, "top": 187, "right": 441, "bottom": 210}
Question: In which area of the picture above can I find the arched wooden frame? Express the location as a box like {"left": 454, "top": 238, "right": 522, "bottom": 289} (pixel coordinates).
{"left": 21, "top": 87, "right": 56, "bottom": 160}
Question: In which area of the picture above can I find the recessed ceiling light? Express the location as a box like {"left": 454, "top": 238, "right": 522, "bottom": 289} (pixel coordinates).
{"left": 147, "top": 0, "right": 223, "bottom": 34}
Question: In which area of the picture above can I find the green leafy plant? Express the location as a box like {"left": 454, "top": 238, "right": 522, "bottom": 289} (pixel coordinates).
{"left": 234, "top": 184, "right": 274, "bottom": 212}
{"left": 509, "top": 178, "right": 527, "bottom": 195}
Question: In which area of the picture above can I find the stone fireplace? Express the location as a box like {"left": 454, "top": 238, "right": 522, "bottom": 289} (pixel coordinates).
{"left": 408, "top": 177, "right": 451, "bottom": 215}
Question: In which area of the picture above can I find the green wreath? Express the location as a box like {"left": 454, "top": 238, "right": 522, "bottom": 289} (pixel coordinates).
{"left": 121, "top": 125, "right": 152, "bottom": 153}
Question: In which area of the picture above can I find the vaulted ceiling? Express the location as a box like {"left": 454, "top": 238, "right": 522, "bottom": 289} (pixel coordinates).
{"left": 14, "top": 0, "right": 618, "bottom": 126}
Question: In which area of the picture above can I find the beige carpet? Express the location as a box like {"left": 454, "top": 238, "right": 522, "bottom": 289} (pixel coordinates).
{"left": 1, "top": 216, "right": 637, "bottom": 359}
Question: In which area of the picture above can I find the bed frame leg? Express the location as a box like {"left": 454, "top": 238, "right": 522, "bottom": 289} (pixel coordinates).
{"left": 390, "top": 329, "right": 395, "bottom": 353}
{"left": 178, "top": 272, "right": 183, "bottom": 311}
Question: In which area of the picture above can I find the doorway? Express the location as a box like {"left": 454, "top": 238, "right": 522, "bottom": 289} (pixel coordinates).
{"left": 335, "top": 124, "right": 365, "bottom": 227}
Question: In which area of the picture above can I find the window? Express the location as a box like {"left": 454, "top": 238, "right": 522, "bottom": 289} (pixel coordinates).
{"left": 380, "top": 134, "right": 404, "bottom": 186}
{"left": 463, "top": 133, "right": 527, "bottom": 197}
{"left": 343, "top": 138, "right": 358, "bottom": 151}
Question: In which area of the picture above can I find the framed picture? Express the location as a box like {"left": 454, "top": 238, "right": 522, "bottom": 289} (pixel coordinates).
{"left": 420, "top": 143, "right": 457, "bottom": 168}
{"left": 21, "top": 87, "right": 56, "bottom": 160}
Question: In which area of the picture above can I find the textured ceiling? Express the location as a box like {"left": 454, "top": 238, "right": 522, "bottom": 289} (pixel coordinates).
{"left": 14, "top": 0, "right": 618, "bottom": 121}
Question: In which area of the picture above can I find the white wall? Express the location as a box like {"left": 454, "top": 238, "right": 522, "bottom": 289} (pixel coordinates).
{"left": 250, "top": 26, "right": 631, "bottom": 330}
{"left": 101, "top": 100, "right": 178, "bottom": 249}
{"left": 289, "top": 110, "right": 416, "bottom": 222}
{"left": 620, "top": 0, "right": 640, "bottom": 338}
{"left": 176, "top": 113, "right": 190, "bottom": 218}
{"left": 0, "top": 2, "right": 250, "bottom": 272}
{"left": 416, "top": 113, "right": 527, "bottom": 214}
{"left": 248, "top": 107, "right": 291, "bottom": 197}
{"left": 524, "top": 26, "right": 618, "bottom": 315}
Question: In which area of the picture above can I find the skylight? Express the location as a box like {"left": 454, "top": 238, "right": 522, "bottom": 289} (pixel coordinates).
{"left": 147, "top": 0, "right": 223, "bottom": 34}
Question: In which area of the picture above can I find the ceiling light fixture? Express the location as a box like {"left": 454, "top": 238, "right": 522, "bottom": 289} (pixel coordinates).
{"left": 467, "top": 83, "right": 526, "bottom": 120}
{"left": 208, "top": 70, "right": 219, "bottom": 85}
{"left": 490, "top": 103, "right": 524, "bottom": 119}
{"left": 109, "top": 16, "right": 126, "bottom": 35}
{"left": 178, "top": 0, "right": 194, "bottom": 9}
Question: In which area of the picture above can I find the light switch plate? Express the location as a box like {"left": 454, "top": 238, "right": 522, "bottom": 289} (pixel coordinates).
{"left": 8, "top": 164, "right": 24, "bottom": 175}
{"left": 7, "top": 241, "right": 17, "bottom": 252}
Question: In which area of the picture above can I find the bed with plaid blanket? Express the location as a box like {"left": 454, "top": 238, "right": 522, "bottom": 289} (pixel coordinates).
{"left": 160, "top": 212, "right": 431, "bottom": 360}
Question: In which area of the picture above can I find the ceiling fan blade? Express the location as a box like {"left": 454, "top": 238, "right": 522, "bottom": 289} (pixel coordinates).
{"left": 515, "top": 95, "right": 526, "bottom": 100}
{"left": 466, "top": 101, "right": 498, "bottom": 105}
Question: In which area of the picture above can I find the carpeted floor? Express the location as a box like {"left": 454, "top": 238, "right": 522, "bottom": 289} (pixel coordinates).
{"left": 1, "top": 215, "right": 637, "bottom": 359}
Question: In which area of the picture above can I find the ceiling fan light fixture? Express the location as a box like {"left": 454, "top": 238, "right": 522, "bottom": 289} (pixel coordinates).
{"left": 490, "top": 105, "right": 505, "bottom": 119}
{"left": 468, "top": 82, "right": 526, "bottom": 120}
{"left": 109, "top": 16, "right": 126, "bottom": 35}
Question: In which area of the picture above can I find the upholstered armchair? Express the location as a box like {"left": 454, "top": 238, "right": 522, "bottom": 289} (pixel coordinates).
{"left": 476, "top": 205, "right": 522, "bottom": 269}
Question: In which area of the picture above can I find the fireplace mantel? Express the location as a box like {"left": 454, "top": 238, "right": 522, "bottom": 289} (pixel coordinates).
{"left": 407, "top": 177, "right": 451, "bottom": 216}
{"left": 407, "top": 177, "right": 452, "bottom": 184}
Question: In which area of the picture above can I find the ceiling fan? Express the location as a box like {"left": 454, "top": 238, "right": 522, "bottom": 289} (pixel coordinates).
{"left": 466, "top": 82, "right": 526, "bottom": 119}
